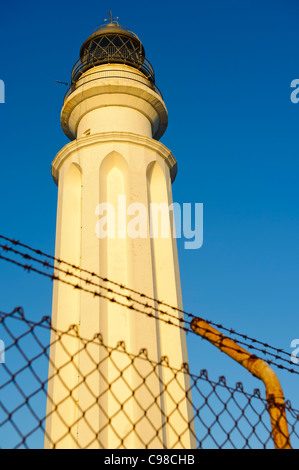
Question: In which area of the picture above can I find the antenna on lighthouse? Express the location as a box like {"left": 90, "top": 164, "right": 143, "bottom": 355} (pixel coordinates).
{"left": 54, "top": 80, "right": 71, "bottom": 86}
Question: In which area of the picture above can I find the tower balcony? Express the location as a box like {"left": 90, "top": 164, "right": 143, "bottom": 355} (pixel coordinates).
{"left": 64, "top": 58, "right": 162, "bottom": 103}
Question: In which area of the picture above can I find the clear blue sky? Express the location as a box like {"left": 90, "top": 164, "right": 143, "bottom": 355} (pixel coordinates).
{"left": 0, "top": 0, "right": 299, "bottom": 446}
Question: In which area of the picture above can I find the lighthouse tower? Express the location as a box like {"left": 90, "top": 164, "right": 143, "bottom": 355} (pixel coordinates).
{"left": 45, "top": 16, "right": 195, "bottom": 449}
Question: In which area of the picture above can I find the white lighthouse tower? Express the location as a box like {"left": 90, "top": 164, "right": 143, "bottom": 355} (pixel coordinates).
{"left": 45, "top": 16, "right": 195, "bottom": 449}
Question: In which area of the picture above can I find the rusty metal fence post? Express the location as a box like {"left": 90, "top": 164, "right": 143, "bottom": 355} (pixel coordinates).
{"left": 190, "top": 317, "right": 291, "bottom": 449}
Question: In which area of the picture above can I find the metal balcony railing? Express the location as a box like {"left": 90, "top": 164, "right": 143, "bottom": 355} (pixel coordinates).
{"left": 71, "top": 49, "right": 155, "bottom": 84}
{"left": 64, "top": 68, "right": 163, "bottom": 102}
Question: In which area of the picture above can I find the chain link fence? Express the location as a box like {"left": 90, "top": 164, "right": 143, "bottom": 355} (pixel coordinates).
{"left": 0, "top": 308, "right": 298, "bottom": 449}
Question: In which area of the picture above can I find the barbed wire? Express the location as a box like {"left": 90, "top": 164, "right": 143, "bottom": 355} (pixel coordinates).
{"left": 0, "top": 247, "right": 299, "bottom": 377}
{"left": 0, "top": 248, "right": 297, "bottom": 376}
{"left": 0, "top": 251, "right": 189, "bottom": 331}
{"left": 0, "top": 234, "right": 294, "bottom": 365}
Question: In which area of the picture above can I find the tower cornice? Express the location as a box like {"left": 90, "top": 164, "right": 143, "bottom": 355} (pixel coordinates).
{"left": 52, "top": 131, "right": 177, "bottom": 184}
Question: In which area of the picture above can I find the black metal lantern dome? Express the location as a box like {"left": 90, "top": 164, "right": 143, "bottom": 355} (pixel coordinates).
{"left": 70, "top": 19, "right": 155, "bottom": 85}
